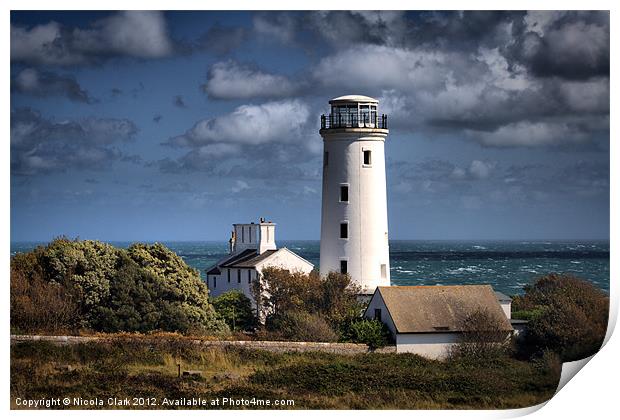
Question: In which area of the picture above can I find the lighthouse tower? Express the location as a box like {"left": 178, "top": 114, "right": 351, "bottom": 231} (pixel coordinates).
{"left": 319, "top": 95, "right": 390, "bottom": 294}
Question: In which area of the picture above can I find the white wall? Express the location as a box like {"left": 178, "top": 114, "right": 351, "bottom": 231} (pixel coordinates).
{"left": 208, "top": 267, "right": 257, "bottom": 299}
{"left": 364, "top": 290, "right": 397, "bottom": 338}
{"left": 320, "top": 128, "right": 391, "bottom": 294}
{"left": 255, "top": 248, "right": 314, "bottom": 275}
{"left": 396, "top": 333, "right": 461, "bottom": 360}
{"left": 500, "top": 301, "right": 511, "bottom": 319}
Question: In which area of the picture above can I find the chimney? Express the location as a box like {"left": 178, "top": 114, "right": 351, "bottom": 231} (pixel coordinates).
{"left": 258, "top": 220, "right": 277, "bottom": 254}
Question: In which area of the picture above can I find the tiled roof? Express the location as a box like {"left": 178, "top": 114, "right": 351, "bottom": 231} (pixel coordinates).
{"left": 376, "top": 285, "right": 513, "bottom": 334}
{"left": 230, "top": 249, "right": 278, "bottom": 267}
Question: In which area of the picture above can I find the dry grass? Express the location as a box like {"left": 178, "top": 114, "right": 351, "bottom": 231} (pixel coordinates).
{"left": 10, "top": 339, "right": 560, "bottom": 410}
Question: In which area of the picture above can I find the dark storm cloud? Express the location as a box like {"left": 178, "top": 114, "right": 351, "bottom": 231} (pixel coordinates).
{"left": 506, "top": 11, "right": 609, "bottom": 80}
{"left": 11, "top": 68, "right": 95, "bottom": 103}
{"left": 10, "top": 11, "right": 173, "bottom": 66}
{"left": 11, "top": 108, "right": 138, "bottom": 176}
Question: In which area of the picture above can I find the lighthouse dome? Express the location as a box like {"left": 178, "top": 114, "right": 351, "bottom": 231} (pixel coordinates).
{"left": 329, "top": 95, "right": 378, "bottom": 104}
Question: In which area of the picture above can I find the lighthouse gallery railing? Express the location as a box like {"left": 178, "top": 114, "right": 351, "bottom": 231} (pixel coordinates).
{"left": 320, "top": 113, "right": 388, "bottom": 129}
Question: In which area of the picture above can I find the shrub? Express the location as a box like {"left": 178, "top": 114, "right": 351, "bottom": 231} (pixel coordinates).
{"left": 449, "top": 309, "right": 511, "bottom": 360}
{"left": 342, "top": 319, "right": 391, "bottom": 349}
{"left": 514, "top": 273, "right": 608, "bottom": 361}
{"left": 10, "top": 238, "right": 228, "bottom": 335}
{"left": 256, "top": 267, "right": 363, "bottom": 338}
{"left": 272, "top": 311, "right": 339, "bottom": 342}
{"left": 10, "top": 252, "right": 79, "bottom": 333}
{"left": 211, "top": 290, "right": 256, "bottom": 331}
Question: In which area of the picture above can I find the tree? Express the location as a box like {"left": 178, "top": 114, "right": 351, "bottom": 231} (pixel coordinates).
{"left": 10, "top": 239, "right": 228, "bottom": 335}
{"left": 449, "top": 308, "right": 512, "bottom": 360}
{"left": 513, "top": 273, "right": 609, "bottom": 361}
{"left": 255, "top": 267, "right": 364, "bottom": 341}
{"left": 211, "top": 290, "right": 256, "bottom": 331}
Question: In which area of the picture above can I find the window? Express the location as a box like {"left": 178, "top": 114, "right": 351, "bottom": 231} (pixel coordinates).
{"left": 340, "top": 222, "right": 348, "bottom": 239}
{"left": 241, "top": 226, "right": 245, "bottom": 243}
{"left": 213, "top": 277, "right": 217, "bottom": 288}
{"left": 237, "top": 269, "right": 241, "bottom": 283}
{"left": 324, "top": 151, "right": 328, "bottom": 167}
{"left": 374, "top": 308, "right": 382, "bottom": 322}
{"left": 248, "top": 269, "right": 252, "bottom": 283}
{"left": 340, "top": 260, "right": 348, "bottom": 274}
{"left": 340, "top": 185, "right": 349, "bottom": 202}
{"left": 381, "top": 264, "right": 387, "bottom": 279}
{"left": 227, "top": 269, "right": 231, "bottom": 283}
{"left": 363, "top": 149, "right": 372, "bottom": 165}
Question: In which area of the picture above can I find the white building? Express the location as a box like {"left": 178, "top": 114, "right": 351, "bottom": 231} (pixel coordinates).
{"left": 364, "top": 285, "right": 513, "bottom": 359}
{"left": 319, "top": 95, "right": 391, "bottom": 294}
{"left": 206, "top": 220, "right": 314, "bottom": 302}
{"left": 495, "top": 291, "right": 512, "bottom": 319}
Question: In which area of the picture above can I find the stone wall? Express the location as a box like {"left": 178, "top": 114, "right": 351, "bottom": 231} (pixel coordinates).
{"left": 10, "top": 335, "right": 396, "bottom": 355}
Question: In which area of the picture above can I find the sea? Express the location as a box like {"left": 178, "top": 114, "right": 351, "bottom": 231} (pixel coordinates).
{"left": 10, "top": 240, "right": 609, "bottom": 296}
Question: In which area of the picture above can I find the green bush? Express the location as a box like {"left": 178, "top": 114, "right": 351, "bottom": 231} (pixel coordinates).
{"left": 211, "top": 290, "right": 256, "bottom": 331}
{"left": 10, "top": 238, "right": 227, "bottom": 335}
{"left": 273, "top": 311, "right": 339, "bottom": 342}
{"left": 514, "top": 273, "right": 608, "bottom": 361}
{"left": 342, "top": 319, "right": 391, "bottom": 349}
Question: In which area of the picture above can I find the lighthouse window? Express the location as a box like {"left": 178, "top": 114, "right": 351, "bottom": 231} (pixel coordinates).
{"left": 381, "top": 264, "right": 387, "bottom": 279}
{"left": 340, "top": 185, "right": 349, "bottom": 202}
{"left": 340, "top": 222, "right": 348, "bottom": 239}
{"left": 340, "top": 260, "right": 348, "bottom": 274}
{"left": 363, "top": 150, "right": 372, "bottom": 165}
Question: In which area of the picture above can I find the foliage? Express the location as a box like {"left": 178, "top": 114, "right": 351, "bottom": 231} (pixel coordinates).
{"left": 271, "top": 311, "right": 339, "bottom": 342}
{"left": 211, "top": 290, "right": 256, "bottom": 331}
{"left": 340, "top": 319, "right": 391, "bottom": 349}
{"left": 10, "top": 251, "right": 79, "bottom": 333}
{"left": 10, "top": 238, "right": 227, "bottom": 335}
{"left": 256, "top": 267, "right": 364, "bottom": 336}
{"left": 513, "top": 273, "right": 608, "bottom": 361}
{"left": 449, "top": 309, "right": 511, "bottom": 360}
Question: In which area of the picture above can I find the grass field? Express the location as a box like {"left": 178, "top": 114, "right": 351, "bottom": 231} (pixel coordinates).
{"left": 10, "top": 337, "right": 561, "bottom": 410}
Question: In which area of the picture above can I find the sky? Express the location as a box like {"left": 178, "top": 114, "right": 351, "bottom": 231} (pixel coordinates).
{"left": 10, "top": 11, "right": 610, "bottom": 241}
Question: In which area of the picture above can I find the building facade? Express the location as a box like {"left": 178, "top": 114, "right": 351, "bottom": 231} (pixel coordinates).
{"left": 206, "top": 220, "right": 314, "bottom": 303}
{"left": 319, "top": 95, "right": 391, "bottom": 294}
{"left": 364, "top": 285, "right": 513, "bottom": 359}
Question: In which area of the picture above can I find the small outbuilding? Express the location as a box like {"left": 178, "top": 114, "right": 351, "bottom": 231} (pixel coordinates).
{"left": 364, "top": 285, "right": 513, "bottom": 359}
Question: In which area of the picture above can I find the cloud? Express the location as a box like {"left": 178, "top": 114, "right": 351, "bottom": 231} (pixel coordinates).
{"left": 466, "top": 121, "right": 592, "bottom": 148}
{"left": 195, "top": 25, "right": 247, "bottom": 56}
{"left": 231, "top": 180, "right": 249, "bottom": 193}
{"left": 203, "top": 60, "right": 298, "bottom": 100}
{"left": 12, "top": 68, "right": 94, "bottom": 103}
{"left": 166, "top": 99, "right": 311, "bottom": 148}
{"left": 508, "top": 12, "right": 609, "bottom": 80}
{"left": 173, "top": 95, "right": 187, "bottom": 108}
{"left": 11, "top": 108, "right": 138, "bottom": 175}
{"left": 11, "top": 11, "right": 173, "bottom": 66}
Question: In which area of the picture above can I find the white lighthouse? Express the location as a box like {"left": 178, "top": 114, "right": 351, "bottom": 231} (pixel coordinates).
{"left": 319, "top": 95, "right": 391, "bottom": 294}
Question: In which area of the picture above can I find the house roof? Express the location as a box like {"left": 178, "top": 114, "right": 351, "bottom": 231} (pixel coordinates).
{"left": 231, "top": 249, "right": 278, "bottom": 267}
{"left": 495, "top": 291, "right": 512, "bottom": 302}
{"left": 206, "top": 266, "right": 221, "bottom": 275}
{"left": 375, "top": 285, "right": 513, "bottom": 334}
